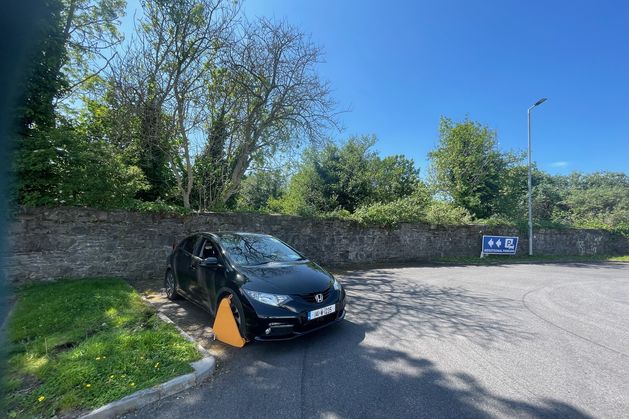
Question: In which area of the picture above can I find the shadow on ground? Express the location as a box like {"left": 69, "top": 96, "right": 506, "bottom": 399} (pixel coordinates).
{"left": 127, "top": 268, "right": 593, "bottom": 418}
{"left": 341, "top": 268, "right": 535, "bottom": 348}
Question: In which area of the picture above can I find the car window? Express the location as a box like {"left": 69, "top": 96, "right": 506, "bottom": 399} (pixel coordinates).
{"left": 217, "top": 233, "right": 303, "bottom": 266}
{"left": 179, "top": 235, "right": 197, "bottom": 254}
{"left": 198, "top": 238, "right": 219, "bottom": 259}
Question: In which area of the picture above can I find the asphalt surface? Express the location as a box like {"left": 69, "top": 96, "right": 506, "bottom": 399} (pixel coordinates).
{"left": 126, "top": 263, "right": 629, "bottom": 418}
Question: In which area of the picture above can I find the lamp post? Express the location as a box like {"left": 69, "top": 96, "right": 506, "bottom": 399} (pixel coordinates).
{"left": 527, "top": 97, "right": 547, "bottom": 256}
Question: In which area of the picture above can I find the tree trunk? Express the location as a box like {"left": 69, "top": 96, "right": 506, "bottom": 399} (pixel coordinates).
{"left": 183, "top": 189, "right": 191, "bottom": 209}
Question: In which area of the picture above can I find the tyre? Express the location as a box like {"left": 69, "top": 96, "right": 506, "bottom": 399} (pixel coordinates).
{"left": 164, "top": 269, "right": 179, "bottom": 300}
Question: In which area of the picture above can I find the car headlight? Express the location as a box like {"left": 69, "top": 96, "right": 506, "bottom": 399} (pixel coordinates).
{"left": 333, "top": 278, "right": 342, "bottom": 291}
{"left": 243, "top": 289, "right": 290, "bottom": 306}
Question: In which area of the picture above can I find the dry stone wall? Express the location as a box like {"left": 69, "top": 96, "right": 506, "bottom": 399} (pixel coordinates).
{"left": 5, "top": 207, "right": 628, "bottom": 282}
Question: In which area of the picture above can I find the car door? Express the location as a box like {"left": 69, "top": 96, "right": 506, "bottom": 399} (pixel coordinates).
{"left": 186, "top": 237, "right": 208, "bottom": 306}
{"left": 173, "top": 235, "right": 198, "bottom": 298}
{"left": 195, "top": 237, "right": 226, "bottom": 314}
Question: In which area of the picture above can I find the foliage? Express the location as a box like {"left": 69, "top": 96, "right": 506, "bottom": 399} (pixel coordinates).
{"left": 110, "top": 3, "right": 337, "bottom": 209}
{"left": 193, "top": 18, "right": 339, "bottom": 208}
{"left": 272, "top": 136, "right": 421, "bottom": 215}
{"left": 110, "top": 0, "right": 234, "bottom": 208}
{"left": 15, "top": 123, "right": 147, "bottom": 208}
{"left": 15, "top": 0, "right": 67, "bottom": 135}
{"left": 13, "top": 0, "right": 148, "bottom": 211}
{"left": 57, "top": 0, "right": 125, "bottom": 99}
{"left": 236, "top": 169, "right": 286, "bottom": 211}
{"left": 81, "top": 90, "right": 176, "bottom": 202}
{"left": 350, "top": 192, "right": 429, "bottom": 227}
{"left": 6, "top": 278, "right": 200, "bottom": 418}
{"left": 428, "top": 116, "right": 521, "bottom": 219}
{"left": 267, "top": 168, "right": 320, "bottom": 216}
{"left": 192, "top": 111, "right": 233, "bottom": 210}
{"left": 423, "top": 201, "right": 473, "bottom": 225}
{"left": 121, "top": 200, "right": 191, "bottom": 216}
{"left": 372, "top": 155, "right": 422, "bottom": 204}
{"left": 8, "top": 0, "right": 629, "bottom": 236}
{"left": 529, "top": 171, "right": 566, "bottom": 222}
{"left": 340, "top": 194, "right": 471, "bottom": 228}
{"left": 557, "top": 172, "right": 629, "bottom": 228}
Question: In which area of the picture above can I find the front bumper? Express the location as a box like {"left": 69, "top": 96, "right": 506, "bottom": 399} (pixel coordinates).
{"left": 242, "top": 289, "right": 347, "bottom": 341}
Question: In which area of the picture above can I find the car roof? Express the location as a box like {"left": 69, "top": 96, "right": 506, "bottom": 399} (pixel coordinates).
{"left": 198, "top": 231, "right": 271, "bottom": 238}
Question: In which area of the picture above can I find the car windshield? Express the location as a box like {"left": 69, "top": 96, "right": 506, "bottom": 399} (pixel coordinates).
{"left": 217, "top": 234, "right": 304, "bottom": 266}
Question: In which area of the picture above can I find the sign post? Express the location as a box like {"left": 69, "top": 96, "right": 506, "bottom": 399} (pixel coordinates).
{"left": 481, "top": 235, "right": 519, "bottom": 258}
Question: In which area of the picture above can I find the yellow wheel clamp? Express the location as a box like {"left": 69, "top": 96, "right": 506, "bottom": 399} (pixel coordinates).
{"left": 212, "top": 294, "right": 247, "bottom": 348}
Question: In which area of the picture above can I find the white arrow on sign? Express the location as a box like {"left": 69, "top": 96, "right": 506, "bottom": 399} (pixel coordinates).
{"left": 496, "top": 239, "right": 502, "bottom": 247}
{"left": 488, "top": 239, "right": 494, "bottom": 247}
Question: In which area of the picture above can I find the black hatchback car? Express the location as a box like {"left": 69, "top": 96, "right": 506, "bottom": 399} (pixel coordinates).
{"left": 165, "top": 232, "right": 346, "bottom": 341}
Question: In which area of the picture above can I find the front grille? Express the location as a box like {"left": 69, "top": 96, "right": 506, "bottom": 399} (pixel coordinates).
{"left": 299, "top": 287, "right": 332, "bottom": 303}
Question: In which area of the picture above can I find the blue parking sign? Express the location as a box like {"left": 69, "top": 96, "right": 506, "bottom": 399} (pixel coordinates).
{"left": 482, "top": 235, "right": 518, "bottom": 255}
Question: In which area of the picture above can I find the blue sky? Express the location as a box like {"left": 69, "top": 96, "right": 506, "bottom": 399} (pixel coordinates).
{"left": 122, "top": 0, "right": 629, "bottom": 175}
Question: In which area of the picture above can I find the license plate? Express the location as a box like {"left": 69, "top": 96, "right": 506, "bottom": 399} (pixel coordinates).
{"left": 308, "top": 304, "right": 336, "bottom": 320}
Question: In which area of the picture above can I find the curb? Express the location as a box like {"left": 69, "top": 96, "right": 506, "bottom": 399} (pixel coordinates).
{"left": 79, "top": 299, "right": 215, "bottom": 419}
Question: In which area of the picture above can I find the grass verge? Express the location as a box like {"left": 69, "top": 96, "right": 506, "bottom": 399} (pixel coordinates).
{"left": 5, "top": 277, "right": 201, "bottom": 418}
{"left": 434, "top": 254, "right": 629, "bottom": 265}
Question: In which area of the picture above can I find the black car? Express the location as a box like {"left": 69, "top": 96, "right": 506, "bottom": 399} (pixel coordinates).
{"left": 165, "top": 232, "right": 346, "bottom": 341}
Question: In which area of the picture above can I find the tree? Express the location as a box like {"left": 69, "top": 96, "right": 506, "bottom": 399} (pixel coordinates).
{"left": 112, "top": 10, "right": 338, "bottom": 209}
{"left": 272, "top": 136, "right": 421, "bottom": 214}
{"left": 312, "top": 136, "right": 378, "bottom": 212}
{"left": 77, "top": 91, "right": 176, "bottom": 202}
{"left": 94, "top": 80, "right": 177, "bottom": 202}
{"left": 236, "top": 169, "right": 286, "bottom": 211}
{"left": 15, "top": 0, "right": 68, "bottom": 135}
{"left": 57, "top": 0, "right": 125, "bottom": 99}
{"left": 530, "top": 172, "right": 566, "bottom": 222}
{"left": 210, "top": 18, "right": 339, "bottom": 207}
{"left": 192, "top": 109, "right": 233, "bottom": 210}
{"left": 558, "top": 172, "right": 629, "bottom": 228}
{"left": 16, "top": 0, "right": 125, "bottom": 130}
{"left": 13, "top": 0, "right": 130, "bottom": 207}
{"left": 16, "top": 121, "right": 147, "bottom": 208}
{"left": 371, "top": 155, "right": 421, "bottom": 205}
{"left": 111, "top": 0, "right": 238, "bottom": 208}
{"left": 428, "top": 116, "right": 518, "bottom": 219}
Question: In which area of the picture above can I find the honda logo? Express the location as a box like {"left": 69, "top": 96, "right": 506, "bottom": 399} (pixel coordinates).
{"left": 314, "top": 293, "right": 323, "bottom": 303}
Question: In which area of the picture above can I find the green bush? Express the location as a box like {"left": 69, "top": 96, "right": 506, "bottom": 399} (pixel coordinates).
{"left": 15, "top": 126, "right": 148, "bottom": 209}
{"left": 423, "top": 201, "right": 473, "bottom": 225}
{"left": 350, "top": 198, "right": 423, "bottom": 227}
{"left": 122, "top": 200, "right": 191, "bottom": 216}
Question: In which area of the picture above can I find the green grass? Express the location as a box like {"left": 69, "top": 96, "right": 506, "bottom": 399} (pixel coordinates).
{"left": 5, "top": 278, "right": 201, "bottom": 418}
{"left": 434, "top": 254, "right": 629, "bottom": 265}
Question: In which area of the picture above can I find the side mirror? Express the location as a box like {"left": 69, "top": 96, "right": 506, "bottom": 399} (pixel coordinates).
{"left": 200, "top": 257, "right": 221, "bottom": 268}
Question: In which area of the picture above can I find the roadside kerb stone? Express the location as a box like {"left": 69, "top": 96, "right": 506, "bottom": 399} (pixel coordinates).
{"left": 80, "top": 298, "right": 215, "bottom": 419}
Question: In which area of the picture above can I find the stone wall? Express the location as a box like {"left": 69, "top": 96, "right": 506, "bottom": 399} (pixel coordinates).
{"left": 5, "top": 207, "right": 629, "bottom": 283}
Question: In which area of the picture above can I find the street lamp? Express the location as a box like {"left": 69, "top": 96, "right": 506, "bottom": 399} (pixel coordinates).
{"left": 527, "top": 97, "right": 547, "bottom": 256}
